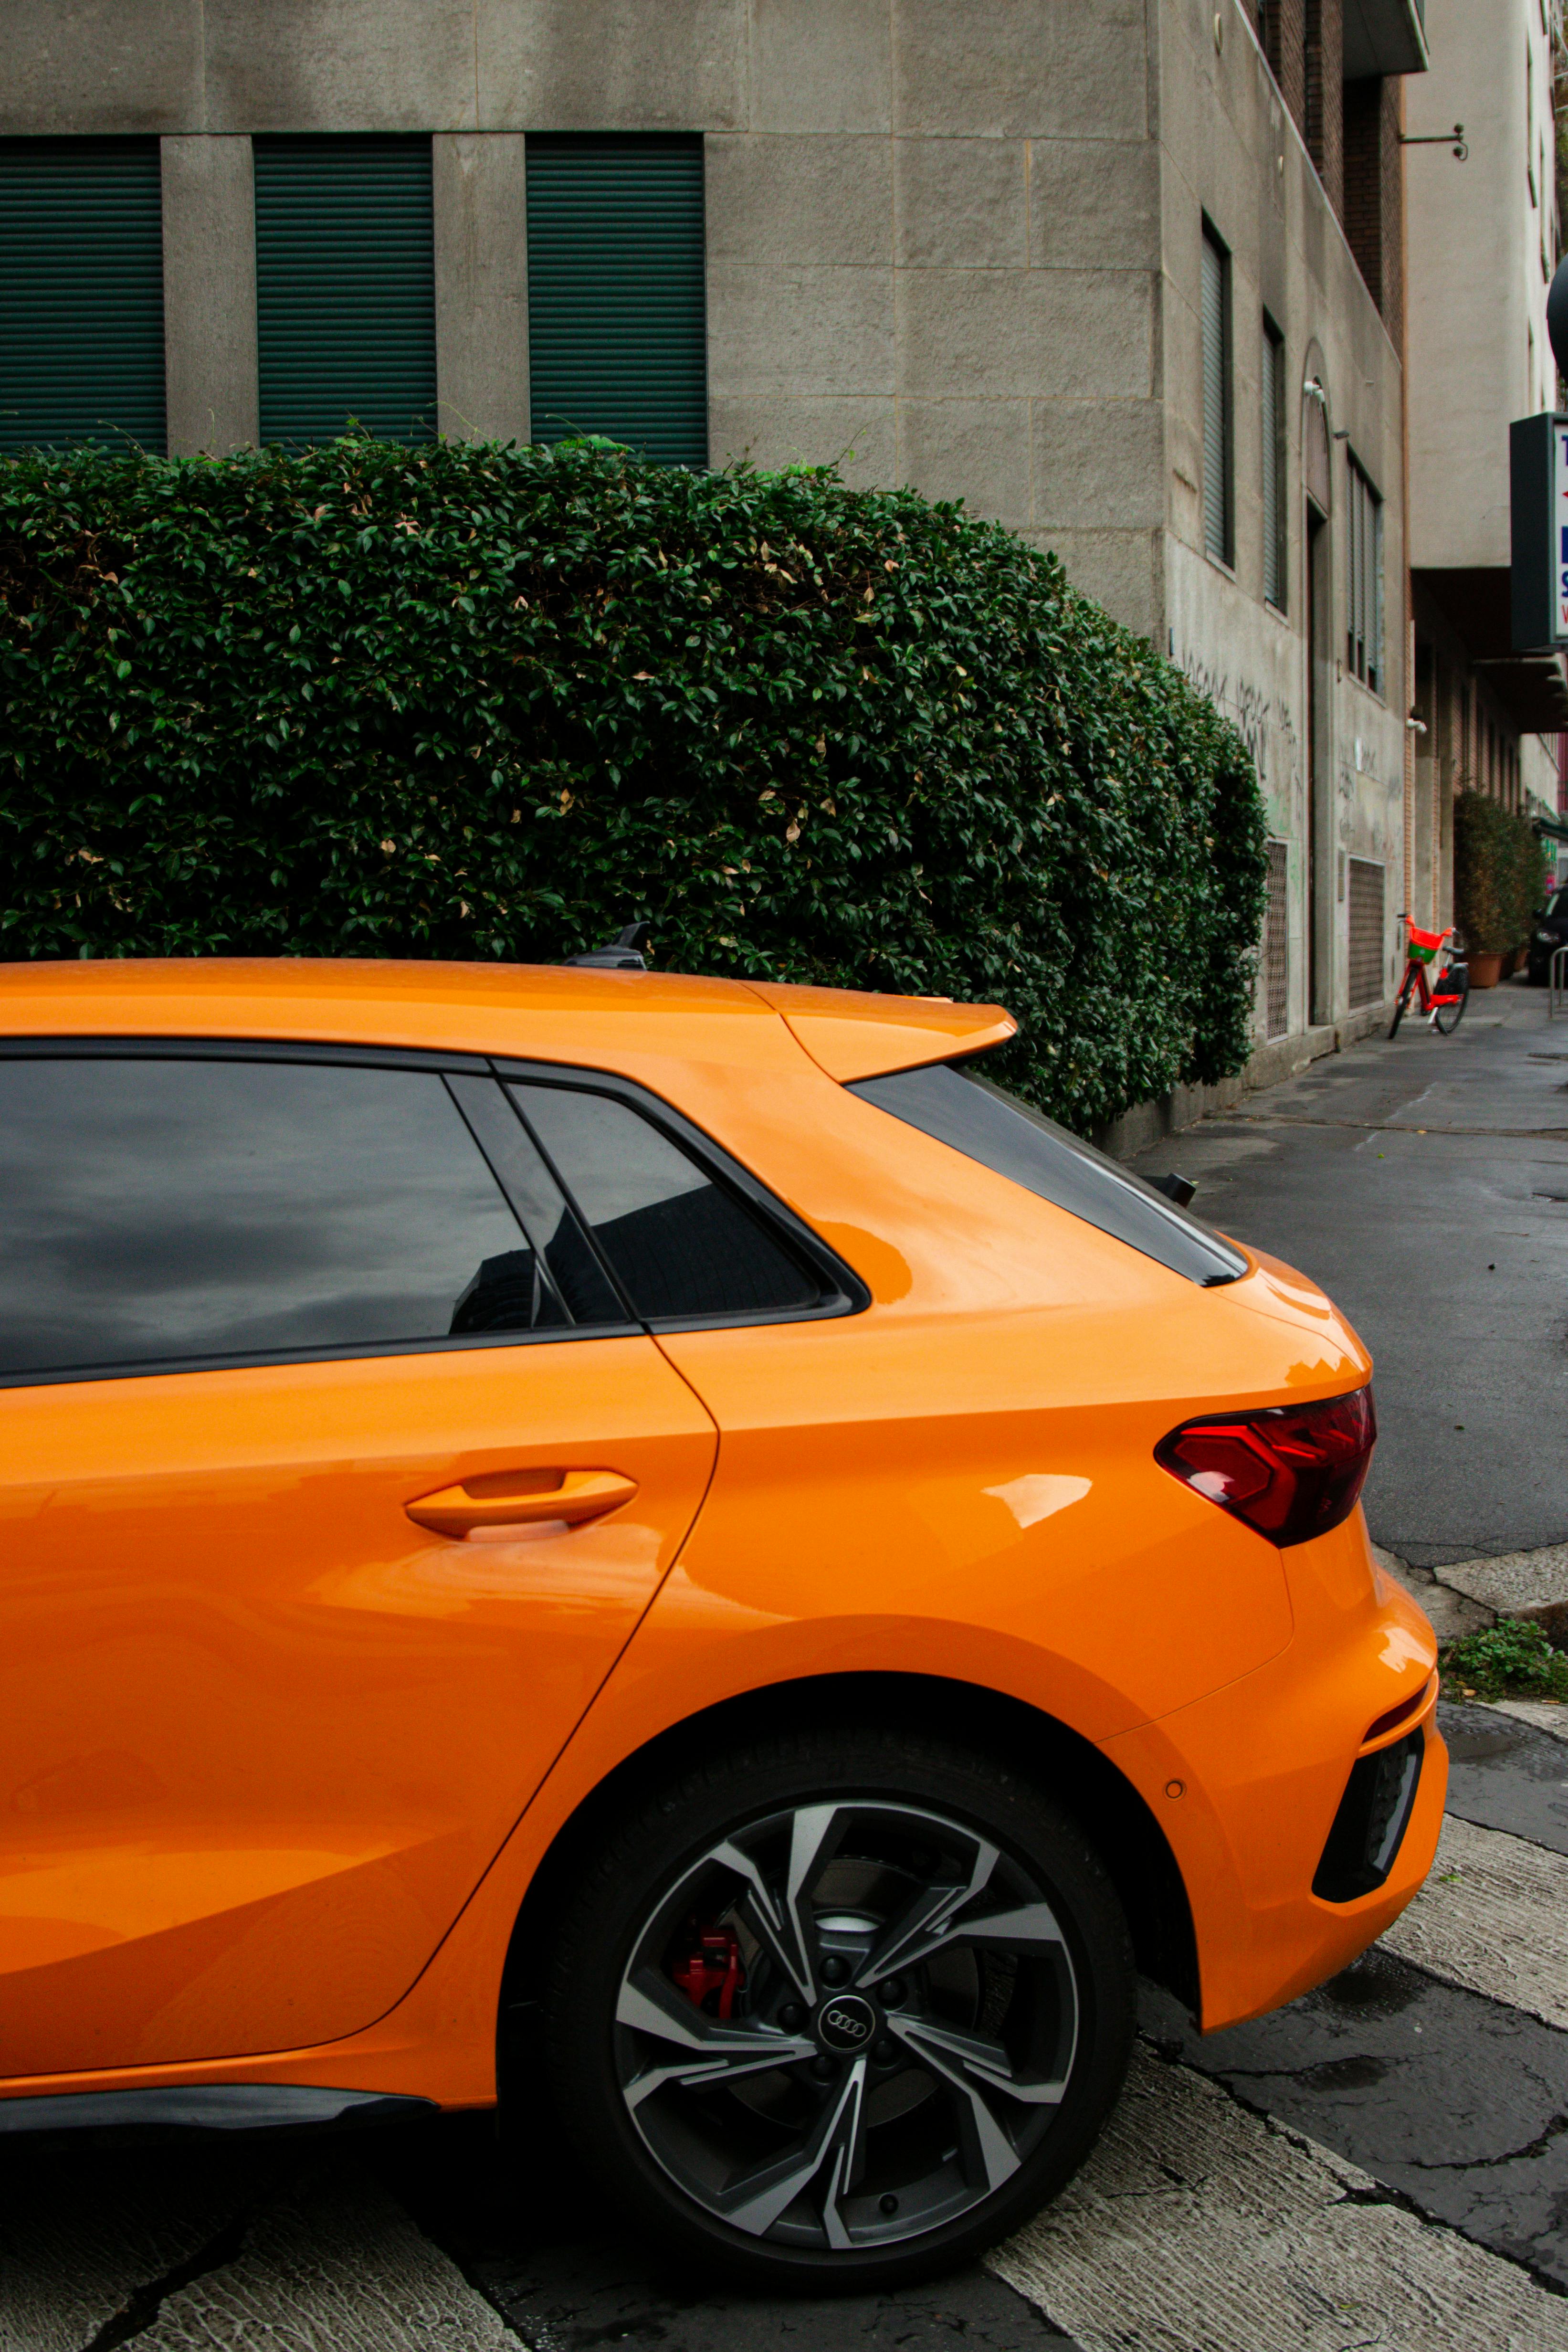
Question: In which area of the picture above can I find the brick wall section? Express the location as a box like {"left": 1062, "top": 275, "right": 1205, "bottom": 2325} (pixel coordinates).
{"left": 1304, "top": 0, "right": 1344, "bottom": 218}
{"left": 1342, "top": 74, "right": 1402, "bottom": 338}
{"left": 1258, "top": 0, "right": 1307, "bottom": 134}
{"left": 1377, "top": 74, "right": 1403, "bottom": 345}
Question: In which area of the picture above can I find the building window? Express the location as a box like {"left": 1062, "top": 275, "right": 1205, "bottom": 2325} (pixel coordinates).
{"left": 526, "top": 136, "right": 707, "bottom": 467}
{"left": 253, "top": 136, "right": 436, "bottom": 448}
{"left": 0, "top": 137, "right": 165, "bottom": 455}
{"left": 1200, "top": 221, "right": 1234, "bottom": 566}
{"left": 1262, "top": 316, "right": 1287, "bottom": 610}
{"left": 1528, "top": 44, "right": 1537, "bottom": 205}
{"left": 1346, "top": 454, "right": 1384, "bottom": 693}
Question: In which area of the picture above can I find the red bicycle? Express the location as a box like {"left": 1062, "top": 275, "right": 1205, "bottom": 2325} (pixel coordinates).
{"left": 1389, "top": 919, "right": 1469, "bottom": 1038}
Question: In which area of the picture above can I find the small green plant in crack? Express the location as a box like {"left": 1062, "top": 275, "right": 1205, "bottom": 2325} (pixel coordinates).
{"left": 1439, "top": 1617, "right": 1568, "bottom": 1702}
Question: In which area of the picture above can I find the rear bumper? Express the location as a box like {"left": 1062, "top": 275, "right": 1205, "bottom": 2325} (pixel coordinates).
{"left": 1098, "top": 1516, "right": 1445, "bottom": 2033}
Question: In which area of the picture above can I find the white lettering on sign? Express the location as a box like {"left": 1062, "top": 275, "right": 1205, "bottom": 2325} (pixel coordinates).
{"left": 1556, "top": 423, "right": 1568, "bottom": 639}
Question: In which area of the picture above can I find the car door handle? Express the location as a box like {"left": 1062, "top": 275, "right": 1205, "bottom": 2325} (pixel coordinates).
{"left": 405, "top": 1470, "right": 639, "bottom": 1538}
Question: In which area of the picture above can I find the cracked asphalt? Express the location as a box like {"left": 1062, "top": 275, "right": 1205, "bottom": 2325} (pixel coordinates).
{"left": 6, "top": 988, "right": 1568, "bottom": 2350}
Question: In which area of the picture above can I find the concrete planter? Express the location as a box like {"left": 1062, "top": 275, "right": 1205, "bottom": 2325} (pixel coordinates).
{"left": 1467, "top": 952, "right": 1506, "bottom": 989}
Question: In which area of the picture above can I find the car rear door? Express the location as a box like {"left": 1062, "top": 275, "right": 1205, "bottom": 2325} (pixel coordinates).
{"left": 0, "top": 1042, "right": 715, "bottom": 2080}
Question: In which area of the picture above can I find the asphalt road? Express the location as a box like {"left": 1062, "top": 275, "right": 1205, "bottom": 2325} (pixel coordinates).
{"left": 1130, "top": 977, "right": 1568, "bottom": 1567}
{"left": 7, "top": 987, "right": 1568, "bottom": 2349}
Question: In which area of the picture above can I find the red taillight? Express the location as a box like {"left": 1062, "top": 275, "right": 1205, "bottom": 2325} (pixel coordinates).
{"left": 1155, "top": 1387, "right": 1377, "bottom": 1547}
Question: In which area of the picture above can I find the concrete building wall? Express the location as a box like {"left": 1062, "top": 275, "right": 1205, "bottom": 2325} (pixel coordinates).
{"left": 431, "top": 132, "right": 530, "bottom": 445}
{"left": 703, "top": 1, "right": 1164, "bottom": 639}
{"left": 1161, "top": 0, "right": 1407, "bottom": 1030}
{"left": 1407, "top": 0, "right": 1557, "bottom": 570}
{"left": 1404, "top": 0, "right": 1562, "bottom": 921}
{"left": 160, "top": 136, "right": 259, "bottom": 456}
{"left": 1, "top": 0, "right": 1167, "bottom": 636}
{"left": 0, "top": 0, "right": 1417, "bottom": 1039}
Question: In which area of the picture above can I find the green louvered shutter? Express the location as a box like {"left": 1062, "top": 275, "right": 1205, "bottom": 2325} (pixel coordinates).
{"left": 527, "top": 136, "right": 707, "bottom": 465}
{"left": 253, "top": 135, "right": 436, "bottom": 447}
{"left": 0, "top": 137, "right": 166, "bottom": 455}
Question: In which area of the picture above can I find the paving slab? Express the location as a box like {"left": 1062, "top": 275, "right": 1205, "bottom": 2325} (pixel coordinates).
{"left": 117, "top": 2162, "right": 515, "bottom": 2352}
{"left": 0, "top": 2146, "right": 513, "bottom": 2352}
{"left": 0, "top": 2141, "right": 277, "bottom": 2352}
{"left": 1381, "top": 1813, "right": 1568, "bottom": 2032}
{"left": 376, "top": 2109, "right": 1084, "bottom": 2352}
{"left": 1141, "top": 1953, "right": 1568, "bottom": 2294}
{"left": 991, "top": 2038, "right": 1568, "bottom": 2352}
{"left": 1440, "top": 1546, "right": 1568, "bottom": 1627}
{"left": 1374, "top": 1546, "right": 1491, "bottom": 1640}
{"left": 1493, "top": 1698, "right": 1568, "bottom": 1733}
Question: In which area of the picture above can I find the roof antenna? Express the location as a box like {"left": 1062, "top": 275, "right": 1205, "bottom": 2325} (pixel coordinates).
{"left": 564, "top": 922, "right": 649, "bottom": 971}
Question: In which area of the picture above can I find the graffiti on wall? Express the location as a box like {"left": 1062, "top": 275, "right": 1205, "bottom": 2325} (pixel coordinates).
{"left": 1172, "top": 642, "right": 1303, "bottom": 828}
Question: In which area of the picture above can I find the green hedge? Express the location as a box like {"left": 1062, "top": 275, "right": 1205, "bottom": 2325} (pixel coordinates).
{"left": 1453, "top": 789, "right": 1549, "bottom": 956}
{"left": 0, "top": 436, "right": 1266, "bottom": 1130}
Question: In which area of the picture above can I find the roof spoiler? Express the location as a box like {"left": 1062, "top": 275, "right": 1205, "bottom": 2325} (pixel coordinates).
{"left": 746, "top": 982, "right": 1017, "bottom": 1082}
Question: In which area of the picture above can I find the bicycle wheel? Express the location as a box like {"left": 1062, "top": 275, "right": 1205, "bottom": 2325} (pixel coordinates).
{"left": 1433, "top": 967, "right": 1469, "bottom": 1034}
{"left": 1389, "top": 968, "right": 1417, "bottom": 1038}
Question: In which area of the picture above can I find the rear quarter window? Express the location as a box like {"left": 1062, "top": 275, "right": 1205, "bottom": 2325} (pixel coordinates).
{"left": 848, "top": 1062, "right": 1247, "bottom": 1288}
{"left": 509, "top": 1081, "right": 822, "bottom": 1322}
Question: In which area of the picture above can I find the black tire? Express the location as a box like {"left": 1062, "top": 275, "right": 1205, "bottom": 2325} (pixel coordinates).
{"left": 539, "top": 1723, "right": 1136, "bottom": 2293}
{"left": 1389, "top": 967, "right": 1417, "bottom": 1038}
{"left": 1433, "top": 966, "right": 1469, "bottom": 1034}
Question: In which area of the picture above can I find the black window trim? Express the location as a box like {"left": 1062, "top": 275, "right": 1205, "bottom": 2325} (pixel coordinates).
{"left": 847, "top": 1052, "right": 1248, "bottom": 1289}
{"left": 0, "top": 1036, "right": 868, "bottom": 1389}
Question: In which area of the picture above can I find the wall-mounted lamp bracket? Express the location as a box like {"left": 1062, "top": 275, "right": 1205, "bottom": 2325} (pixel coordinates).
{"left": 1399, "top": 124, "right": 1467, "bottom": 159}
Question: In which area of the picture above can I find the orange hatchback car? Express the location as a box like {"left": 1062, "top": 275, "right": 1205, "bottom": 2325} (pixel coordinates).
{"left": 0, "top": 957, "right": 1442, "bottom": 2289}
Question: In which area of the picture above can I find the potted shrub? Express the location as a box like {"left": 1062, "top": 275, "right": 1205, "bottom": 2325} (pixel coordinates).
{"left": 1454, "top": 789, "right": 1540, "bottom": 985}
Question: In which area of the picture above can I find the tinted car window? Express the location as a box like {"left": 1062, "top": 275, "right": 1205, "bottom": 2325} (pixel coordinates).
{"left": 849, "top": 1062, "right": 1247, "bottom": 1288}
{"left": 0, "top": 1056, "right": 600, "bottom": 1379}
{"left": 445, "top": 1074, "right": 626, "bottom": 1329}
{"left": 510, "top": 1082, "right": 818, "bottom": 1321}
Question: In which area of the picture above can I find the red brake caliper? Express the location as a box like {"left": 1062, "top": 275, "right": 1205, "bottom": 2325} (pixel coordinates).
{"left": 672, "top": 1922, "right": 746, "bottom": 2020}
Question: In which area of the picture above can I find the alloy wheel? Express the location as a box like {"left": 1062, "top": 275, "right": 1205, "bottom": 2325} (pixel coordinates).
{"left": 611, "top": 1797, "right": 1079, "bottom": 2253}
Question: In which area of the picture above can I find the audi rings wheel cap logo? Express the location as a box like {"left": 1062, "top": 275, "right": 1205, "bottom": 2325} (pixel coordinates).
{"left": 817, "top": 1993, "right": 876, "bottom": 2051}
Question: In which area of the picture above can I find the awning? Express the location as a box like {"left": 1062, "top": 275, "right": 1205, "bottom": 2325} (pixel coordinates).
{"left": 1344, "top": 0, "right": 1429, "bottom": 77}
{"left": 1413, "top": 568, "right": 1568, "bottom": 729}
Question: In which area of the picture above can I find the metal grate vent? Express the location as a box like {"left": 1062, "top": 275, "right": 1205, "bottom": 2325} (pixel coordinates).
{"left": 1264, "top": 839, "right": 1289, "bottom": 1037}
{"left": 1348, "top": 856, "right": 1386, "bottom": 1008}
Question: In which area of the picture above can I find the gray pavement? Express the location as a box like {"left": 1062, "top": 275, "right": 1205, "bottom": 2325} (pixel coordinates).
{"left": 1131, "top": 978, "right": 1568, "bottom": 1567}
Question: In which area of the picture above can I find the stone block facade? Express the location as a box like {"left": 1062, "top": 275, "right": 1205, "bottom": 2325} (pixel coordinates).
{"left": 0, "top": 0, "right": 1422, "bottom": 1038}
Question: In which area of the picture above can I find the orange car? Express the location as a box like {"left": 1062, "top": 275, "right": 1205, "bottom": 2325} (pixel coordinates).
{"left": 0, "top": 956, "right": 1442, "bottom": 2289}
